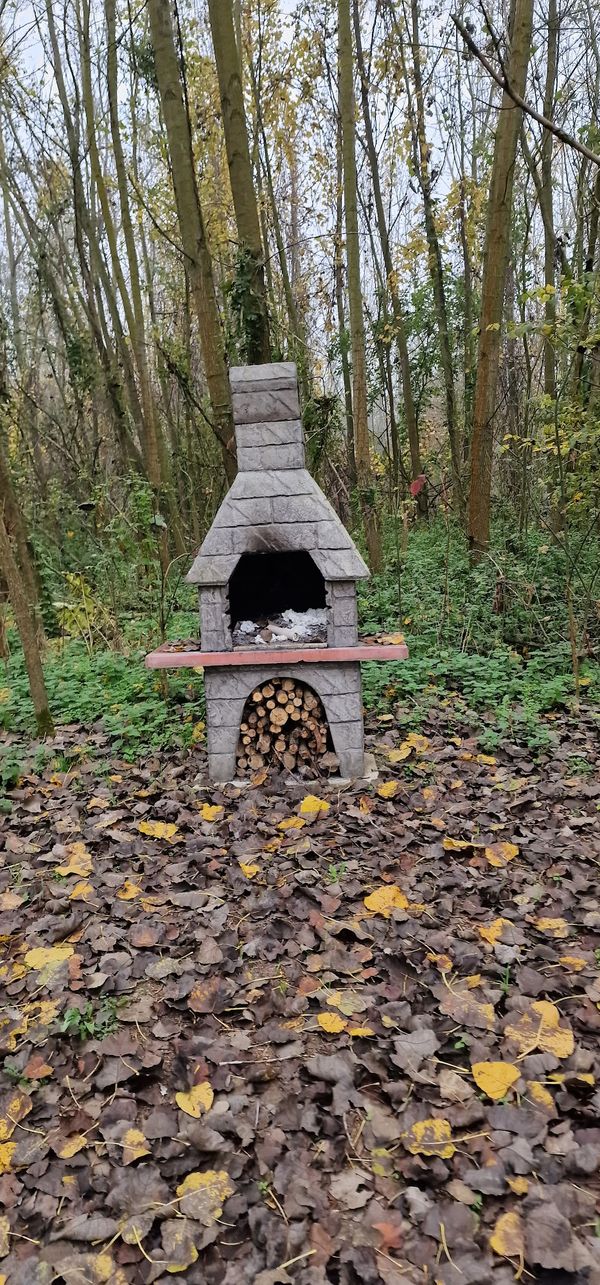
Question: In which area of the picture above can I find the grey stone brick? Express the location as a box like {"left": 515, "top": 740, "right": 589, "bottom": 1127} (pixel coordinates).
{"left": 230, "top": 362, "right": 297, "bottom": 392}
{"left": 186, "top": 554, "right": 238, "bottom": 586}
{"left": 235, "top": 420, "right": 303, "bottom": 449}
{"left": 328, "top": 624, "right": 359, "bottom": 648}
{"left": 322, "top": 692, "right": 363, "bottom": 722}
{"left": 207, "top": 750, "right": 238, "bottom": 782}
{"left": 231, "top": 470, "right": 314, "bottom": 500}
{"left": 236, "top": 443, "right": 305, "bottom": 471}
{"left": 336, "top": 748, "right": 366, "bottom": 778}
{"left": 232, "top": 387, "right": 300, "bottom": 425}
{"left": 329, "top": 719, "right": 364, "bottom": 751}
{"left": 213, "top": 497, "right": 274, "bottom": 527}
{"left": 332, "top": 596, "right": 358, "bottom": 627}
{"left": 329, "top": 580, "right": 357, "bottom": 600}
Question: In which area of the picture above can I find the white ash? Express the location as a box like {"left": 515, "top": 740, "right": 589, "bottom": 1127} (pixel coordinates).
{"left": 233, "top": 607, "right": 327, "bottom": 648}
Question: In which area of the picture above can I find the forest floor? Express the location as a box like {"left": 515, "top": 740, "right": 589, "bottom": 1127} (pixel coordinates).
{"left": 1, "top": 700, "right": 600, "bottom": 1284}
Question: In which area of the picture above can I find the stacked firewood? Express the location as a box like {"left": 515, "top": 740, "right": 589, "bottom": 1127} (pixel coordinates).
{"left": 236, "top": 678, "right": 338, "bottom": 776}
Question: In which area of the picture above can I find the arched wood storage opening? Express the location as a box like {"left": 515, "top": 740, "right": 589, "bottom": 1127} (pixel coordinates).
{"left": 236, "top": 676, "right": 337, "bottom": 777}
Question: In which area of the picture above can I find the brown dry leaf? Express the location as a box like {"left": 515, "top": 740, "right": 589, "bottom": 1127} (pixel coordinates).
{"left": 23, "top": 1055, "right": 53, "bottom": 1080}
{"left": 484, "top": 841, "right": 519, "bottom": 867}
{"left": 176, "top": 1083, "right": 214, "bottom": 1118}
{"left": 161, "top": 1218, "right": 198, "bottom": 1273}
{"left": 136, "top": 820, "right": 178, "bottom": 840}
{"left": 440, "top": 989, "right": 496, "bottom": 1031}
{"left": 505, "top": 1000, "right": 574, "bottom": 1058}
{"left": 403, "top": 1118, "right": 455, "bottom": 1158}
{"left": 471, "top": 1061, "right": 520, "bottom": 1101}
{"left": 175, "top": 1170, "right": 235, "bottom": 1225}
{"left": 363, "top": 885, "right": 409, "bottom": 917}
{"left": 317, "top": 1012, "right": 347, "bottom": 1034}
{"left": 489, "top": 1210, "right": 524, "bottom": 1259}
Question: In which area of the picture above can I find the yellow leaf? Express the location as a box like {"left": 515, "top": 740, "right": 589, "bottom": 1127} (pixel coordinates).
{"left": 380, "top": 632, "right": 405, "bottom": 644}
{"left": 299, "top": 794, "right": 330, "bottom": 817}
{"left": 527, "top": 1081, "right": 554, "bottom": 1110}
{"left": 422, "top": 786, "right": 436, "bottom": 800}
{"left": 122, "top": 1127, "right": 150, "bottom": 1163}
{"left": 577, "top": 1072, "right": 595, "bottom": 1086}
{"left": 317, "top": 1012, "right": 347, "bottom": 1034}
{"left": 472, "top": 1062, "right": 520, "bottom": 1101}
{"left": 559, "top": 955, "right": 587, "bottom": 972}
{"left": 507, "top": 1176, "right": 529, "bottom": 1196}
{"left": 477, "top": 918, "right": 509, "bottom": 946}
{"left": 278, "top": 816, "right": 305, "bottom": 830}
{"left": 137, "top": 820, "right": 178, "bottom": 840}
{"left": 348, "top": 1026, "right": 375, "bottom": 1037}
{"left": 0, "top": 1214, "right": 8, "bottom": 1255}
{"left": 477, "top": 753, "right": 497, "bottom": 766}
{"left": 57, "top": 1133, "right": 88, "bottom": 1159}
{"left": 489, "top": 1210, "right": 524, "bottom": 1259}
{"left": 239, "top": 862, "right": 259, "bottom": 879}
{"left": 388, "top": 746, "right": 411, "bottom": 763}
{"left": 484, "top": 842, "right": 519, "bottom": 868}
{"left": 87, "top": 796, "right": 108, "bottom": 810}
{"left": 363, "top": 885, "right": 409, "bottom": 917}
{"left": 0, "top": 1144, "right": 16, "bottom": 1175}
{"left": 116, "top": 879, "right": 142, "bottom": 900}
{"left": 23, "top": 944, "right": 74, "bottom": 977}
{"left": 69, "top": 880, "right": 94, "bottom": 902}
{"left": 191, "top": 721, "right": 205, "bottom": 743}
{"left": 176, "top": 1169, "right": 235, "bottom": 1224}
{"left": 466, "top": 974, "right": 482, "bottom": 988}
{"left": 505, "top": 1000, "right": 574, "bottom": 1059}
{"left": 176, "top": 1082, "right": 214, "bottom": 1118}
{"left": 443, "top": 836, "right": 472, "bottom": 852}
{"left": 377, "top": 781, "right": 399, "bottom": 799}
{"left": 0, "top": 1091, "right": 32, "bottom": 1142}
{"left": 534, "top": 916, "right": 570, "bottom": 938}
{"left": 200, "top": 804, "right": 223, "bottom": 822}
{"left": 427, "top": 952, "right": 453, "bottom": 972}
{"left": 54, "top": 841, "right": 92, "bottom": 877}
{"left": 403, "top": 1118, "right": 455, "bottom": 1158}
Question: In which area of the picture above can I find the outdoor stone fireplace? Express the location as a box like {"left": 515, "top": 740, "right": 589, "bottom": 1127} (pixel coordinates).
{"left": 145, "top": 362, "right": 408, "bottom": 781}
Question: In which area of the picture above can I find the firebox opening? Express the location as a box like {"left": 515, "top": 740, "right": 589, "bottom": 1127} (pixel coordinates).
{"left": 229, "top": 551, "right": 326, "bottom": 628}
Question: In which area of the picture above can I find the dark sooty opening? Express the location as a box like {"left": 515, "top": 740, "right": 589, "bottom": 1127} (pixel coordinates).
{"left": 228, "top": 551, "right": 326, "bottom": 625}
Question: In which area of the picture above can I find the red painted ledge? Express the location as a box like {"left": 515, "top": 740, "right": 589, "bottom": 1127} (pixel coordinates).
{"left": 144, "top": 642, "right": 409, "bottom": 670}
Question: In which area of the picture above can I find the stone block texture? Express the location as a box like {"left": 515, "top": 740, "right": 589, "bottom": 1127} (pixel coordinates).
{"left": 188, "top": 361, "right": 370, "bottom": 781}
{"left": 205, "top": 662, "right": 365, "bottom": 781}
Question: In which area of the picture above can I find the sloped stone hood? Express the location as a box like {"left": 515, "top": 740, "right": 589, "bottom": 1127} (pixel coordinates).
{"left": 186, "top": 362, "right": 369, "bottom": 588}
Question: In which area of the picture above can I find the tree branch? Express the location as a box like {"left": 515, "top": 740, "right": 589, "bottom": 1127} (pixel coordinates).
{"left": 452, "top": 14, "right": 600, "bottom": 167}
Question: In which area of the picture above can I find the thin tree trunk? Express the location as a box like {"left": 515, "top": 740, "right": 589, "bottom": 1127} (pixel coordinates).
{"left": 148, "top": 0, "right": 236, "bottom": 483}
{"left": 353, "top": 0, "right": 426, "bottom": 516}
{"left": 338, "top": 0, "right": 382, "bottom": 571}
{"left": 468, "top": 0, "right": 535, "bottom": 560}
{"left": 0, "top": 507, "right": 53, "bottom": 736}
{"left": 207, "top": 0, "right": 270, "bottom": 363}
{"left": 541, "top": 0, "right": 559, "bottom": 400}
{"left": 335, "top": 109, "right": 356, "bottom": 487}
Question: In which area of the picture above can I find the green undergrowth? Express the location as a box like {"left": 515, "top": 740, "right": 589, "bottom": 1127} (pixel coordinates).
{"left": 1, "top": 521, "right": 597, "bottom": 768}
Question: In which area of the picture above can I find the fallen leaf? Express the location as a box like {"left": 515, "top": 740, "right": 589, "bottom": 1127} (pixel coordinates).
{"left": 478, "top": 917, "right": 509, "bottom": 946}
{"left": 363, "top": 885, "right": 409, "bottom": 917}
{"left": 175, "top": 1169, "right": 235, "bottom": 1225}
{"left": 239, "top": 861, "right": 260, "bottom": 879}
{"left": 377, "top": 781, "right": 399, "bottom": 799}
{"left": 527, "top": 1081, "right": 554, "bottom": 1110}
{"left": 116, "top": 879, "right": 142, "bottom": 900}
{"left": 23, "top": 944, "right": 74, "bottom": 978}
{"left": 558, "top": 954, "right": 587, "bottom": 972}
{"left": 348, "top": 1026, "right": 375, "bottom": 1037}
{"left": 484, "top": 841, "right": 519, "bottom": 867}
{"left": 507, "top": 1177, "right": 529, "bottom": 1196}
{"left": 278, "top": 816, "right": 305, "bottom": 830}
{"left": 505, "top": 1000, "right": 574, "bottom": 1059}
{"left": 161, "top": 1218, "right": 198, "bottom": 1273}
{"left": 54, "top": 841, "right": 93, "bottom": 877}
{"left": 121, "top": 1128, "right": 150, "bottom": 1164}
{"left": 0, "top": 1091, "right": 32, "bottom": 1142}
{"left": 489, "top": 1210, "right": 524, "bottom": 1258}
{"left": 69, "top": 879, "right": 95, "bottom": 902}
{"left": 176, "top": 1083, "right": 214, "bottom": 1118}
{"left": 403, "top": 1118, "right": 455, "bottom": 1158}
{"left": 57, "top": 1133, "right": 89, "bottom": 1159}
{"left": 471, "top": 1061, "right": 520, "bottom": 1101}
{"left": 443, "top": 836, "right": 472, "bottom": 852}
{"left": 317, "top": 1012, "right": 347, "bottom": 1034}
{"left": 136, "top": 820, "right": 178, "bottom": 840}
{"left": 299, "top": 794, "right": 330, "bottom": 817}
{"left": 534, "top": 916, "right": 570, "bottom": 938}
{"left": 200, "top": 804, "right": 223, "bottom": 822}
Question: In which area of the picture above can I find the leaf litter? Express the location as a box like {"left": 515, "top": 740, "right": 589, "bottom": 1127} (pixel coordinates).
{"left": 0, "top": 702, "right": 599, "bottom": 1281}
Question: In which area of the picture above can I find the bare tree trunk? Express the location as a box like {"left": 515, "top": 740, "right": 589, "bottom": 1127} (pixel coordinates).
{"left": 148, "top": 0, "right": 236, "bottom": 483}
{"left": 338, "top": 0, "right": 382, "bottom": 571}
{"left": 353, "top": 0, "right": 426, "bottom": 517}
{"left": 541, "top": 0, "right": 559, "bottom": 400}
{"left": 335, "top": 110, "right": 356, "bottom": 488}
{"left": 468, "top": 0, "right": 534, "bottom": 560}
{"left": 207, "top": 0, "right": 270, "bottom": 363}
{"left": 0, "top": 508, "right": 53, "bottom": 736}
